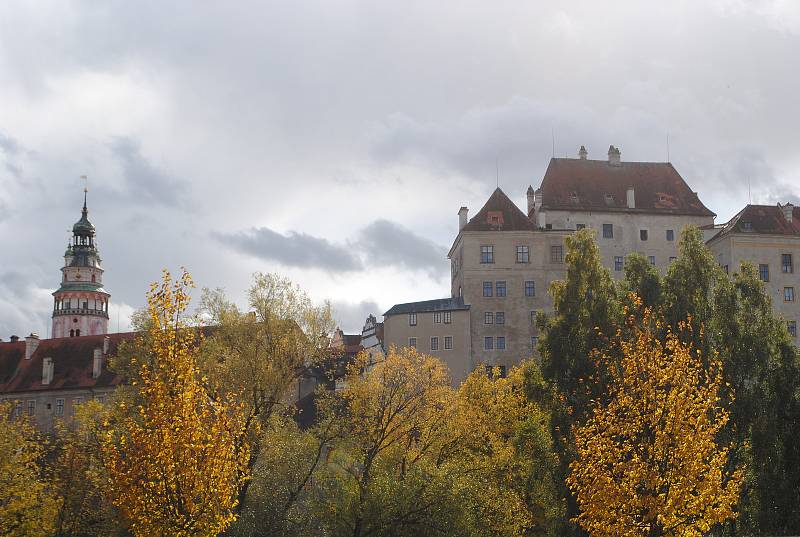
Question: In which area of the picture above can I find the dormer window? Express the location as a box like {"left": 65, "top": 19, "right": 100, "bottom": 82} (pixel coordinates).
{"left": 742, "top": 221, "right": 753, "bottom": 231}
{"left": 604, "top": 194, "right": 615, "bottom": 205}
{"left": 570, "top": 192, "right": 579, "bottom": 204}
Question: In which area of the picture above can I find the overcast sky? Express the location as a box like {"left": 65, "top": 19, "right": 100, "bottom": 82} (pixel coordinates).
{"left": 1, "top": 0, "right": 799, "bottom": 338}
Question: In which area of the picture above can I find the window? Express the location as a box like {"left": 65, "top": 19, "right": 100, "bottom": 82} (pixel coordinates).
{"left": 496, "top": 281, "right": 506, "bottom": 297}
{"left": 27, "top": 400, "right": 35, "bottom": 416}
{"left": 576, "top": 223, "right": 586, "bottom": 230}
{"left": 640, "top": 229, "right": 648, "bottom": 241}
{"left": 480, "top": 245, "right": 494, "bottom": 264}
{"left": 495, "top": 312, "right": 505, "bottom": 325}
{"left": 603, "top": 223, "right": 613, "bottom": 238}
{"left": 782, "top": 254, "right": 793, "bottom": 273}
{"left": 496, "top": 337, "right": 506, "bottom": 350}
{"left": 483, "top": 281, "right": 493, "bottom": 297}
{"left": 484, "top": 312, "right": 494, "bottom": 324}
{"left": 14, "top": 401, "right": 22, "bottom": 417}
{"left": 524, "top": 280, "right": 535, "bottom": 297}
{"left": 531, "top": 336, "right": 539, "bottom": 349}
{"left": 785, "top": 287, "right": 795, "bottom": 302}
{"left": 444, "top": 336, "right": 453, "bottom": 350}
{"left": 72, "top": 398, "right": 82, "bottom": 416}
{"left": 530, "top": 310, "right": 537, "bottom": 325}
{"left": 648, "top": 256, "right": 656, "bottom": 266}
{"left": 484, "top": 337, "right": 494, "bottom": 350}
{"left": 430, "top": 337, "right": 439, "bottom": 351}
{"left": 742, "top": 221, "right": 753, "bottom": 231}
{"left": 516, "top": 245, "right": 529, "bottom": 263}
{"left": 759, "top": 264, "right": 770, "bottom": 282}
{"left": 409, "top": 313, "right": 417, "bottom": 326}
{"left": 666, "top": 229, "right": 675, "bottom": 241}
{"left": 433, "top": 312, "right": 442, "bottom": 324}
{"left": 670, "top": 256, "right": 677, "bottom": 263}
{"left": 723, "top": 265, "right": 729, "bottom": 274}
{"left": 55, "top": 398, "right": 64, "bottom": 417}
{"left": 486, "top": 365, "right": 507, "bottom": 378}
{"left": 408, "top": 337, "right": 417, "bottom": 348}
{"left": 788, "top": 321, "right": 797, "bottom": 338}
{"left": 443, "top": 311, "right": 451, "bottom": 324}
{"left": 551, "top": 245, "right": 563, "bottom": 263}
{"left": 614, "top": 256, "right": 623, "bottom": 271}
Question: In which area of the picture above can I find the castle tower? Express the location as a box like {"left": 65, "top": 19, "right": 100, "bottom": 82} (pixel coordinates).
{"left": 51, "top": 189, "right": 110, "bottom": 338}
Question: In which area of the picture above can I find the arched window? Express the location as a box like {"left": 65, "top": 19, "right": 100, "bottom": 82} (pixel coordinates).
{"left": 91, "top": 274, "right": 96, "bottom": 282}
{"left": 69, "top": 329, "right": 75, "bottom": 337}
{"left": 75, "top": 329, "right": 80, "bottom": 337}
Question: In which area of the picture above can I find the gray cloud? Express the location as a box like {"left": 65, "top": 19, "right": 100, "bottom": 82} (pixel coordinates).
{"left": 216, "top": 227, "right": 363, "bottom": 272}
{"left": 109, "top": 137, "right": 186, "bottom": 207}
{"left": 356, "top": 219, "right": 448, "bottom": 278}
{"left": 217, "top": 219, "right": 449, "bottom": 277}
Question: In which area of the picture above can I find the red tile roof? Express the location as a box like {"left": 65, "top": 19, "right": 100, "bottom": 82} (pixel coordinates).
{"left": 0, "top": 332, "right": 135, "bottom": 394}
{"left": 712, "top": 204, "right": 800, "bottom": 239}
{"left": 462, "top": 188, "right": 537, "bottom": 232}
{"left": 538, "top": 158, "right": 715, "bottom": 217}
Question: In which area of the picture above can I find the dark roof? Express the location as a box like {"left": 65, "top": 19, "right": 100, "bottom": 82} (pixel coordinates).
{"left": 711, "top": 204, "right": 800, "bottom": 240}
{"left": 462, "top": 188, "right": 537, "bottom": 232}
{"left": 383, "top": 297, "right": 469, "bottom": 316}
{"left": 0, "top": 332, "right": 135, "bottom": 394}
{"left": 538, "top": 158, "right": 715, "bottom": 217}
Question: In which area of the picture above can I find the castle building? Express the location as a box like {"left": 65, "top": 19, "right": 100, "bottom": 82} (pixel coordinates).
{"left": 51, "top": 191, "right": 111, "bottom": 338}
{"left": 707, "top": 203, "right": 799, "bottom": 338}
{"left": 382, "top": 145, "right": 798, "bottom": 384}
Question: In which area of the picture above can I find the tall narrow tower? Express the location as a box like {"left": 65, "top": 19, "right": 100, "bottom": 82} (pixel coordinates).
{"left": 51, "top": 189, "right": 110, "bottom": 338}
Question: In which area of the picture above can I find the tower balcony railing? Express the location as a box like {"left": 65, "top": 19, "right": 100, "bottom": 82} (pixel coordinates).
{"left": 53, "top": 307, "right": 109, "bottom": 318}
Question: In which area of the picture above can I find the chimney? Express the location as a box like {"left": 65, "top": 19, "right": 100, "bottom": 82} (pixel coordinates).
{"left": 103, "top": 336, "right": 110, "bottom": 355}
{"left": 780, "top": 202, "right": 794, "bottom": 223}
{"left": 10, "top": 335, "right": 20, "bottom": 342}
{"left": 627, "top": 187, "right": 636, "bottom": 209}
{"left": 458, "top": 207, "right": 468, "bottom": 230}
{"left": 608, "top": 145, "right": 621, "bottom": 165}
{"left": 93, "top": 348, "right": 102, "bottom": 379}
{"left": 578, "top": 145, "right": 588, "bottom": 160}
{"left": 42, "top": 358, "right": 54, "bottom": 385}
{"left": 25, "top": 333, "right": 40, "bottom": 360}
{"left": 526, "top": 185, "right": 536, "bottom": 216}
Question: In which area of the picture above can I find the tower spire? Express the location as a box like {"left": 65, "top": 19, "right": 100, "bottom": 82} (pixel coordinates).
{"left": 81, "top": 175, "right": 88, "bottom": 215}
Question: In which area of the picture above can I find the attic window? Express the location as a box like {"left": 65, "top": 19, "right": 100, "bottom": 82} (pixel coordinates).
{"left": 570, "top": 192, "right": 579, "bottom": 204}
{"left": 604, "top": 194, "right": 615, "bottom": 206}
{"left": 486, "top": 210, "right": 504, "bottom": 227}
{"left": 742, "top": 221, "right": 753, "bottom": 231}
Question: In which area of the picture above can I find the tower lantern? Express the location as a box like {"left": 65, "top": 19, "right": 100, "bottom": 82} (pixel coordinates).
{"left": 51, "top": 185, "right": 110, "bottom": 338}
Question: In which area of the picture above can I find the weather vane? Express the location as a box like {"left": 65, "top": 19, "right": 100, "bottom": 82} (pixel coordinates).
{"left": 81, "top": 174, "right": 88, "bottom": 193}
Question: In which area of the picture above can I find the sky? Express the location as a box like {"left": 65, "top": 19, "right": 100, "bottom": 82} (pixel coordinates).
{"left": 1, "top": 0, "right": 799, "bottom": 338}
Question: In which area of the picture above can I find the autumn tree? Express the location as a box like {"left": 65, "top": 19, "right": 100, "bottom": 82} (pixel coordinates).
{"left": 102, "top": 269, "right": 251, "bottom": 537}
{"left": 448, "top": 363, "right": 562, "bottom": 537}
{"left": 195, "top": 273, "right": 335, "bottom": 508}
{"left": 568, "top": 307, "right": 742, "bottom": 537}
{"left": 51, "top": 400, "right": 120, "bottom": 537}
{"left": 0, "top": 401, "right": 58, "bottom": 537}
{"left": 317, "top": 346, "right": 455, "bottom": 537}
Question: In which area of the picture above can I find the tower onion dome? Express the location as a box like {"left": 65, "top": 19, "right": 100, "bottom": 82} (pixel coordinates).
{"left": 72, "top": 191, "right": 96, "bottom": 235}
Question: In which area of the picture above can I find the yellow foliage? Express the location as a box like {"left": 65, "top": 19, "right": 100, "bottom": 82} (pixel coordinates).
{"left": 0, "top": 401, "right": 58, "bottom": 537}
{"left": 102, "top": 269, "right": 252, "bottom": 537}
{"left": 567, "top": 308, "right": 743, "bottom": 537}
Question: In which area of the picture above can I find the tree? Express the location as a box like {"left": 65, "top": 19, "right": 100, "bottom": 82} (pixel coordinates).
{"left": 0, "top": 401, "right": 58, "bottom": 537}
{"left": 102, "top": 269, "right": 251, "bottom": 537}
{"left": 568, "top": 306, "right": 742, "bottom": 537}
{"left": 448, "top": 363, "right": 562, "bottom": 537}
{"left": 196, "top": 273, "right": 335, "bottom": 510}
{"left": 318, "top": 347, "right": 455, "bottom": 537}
{"left": 51, "top": 400, "right": 120, "bottom": 537}
{"left": 711, "top": 263, "right": 800, "bottom": 534}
